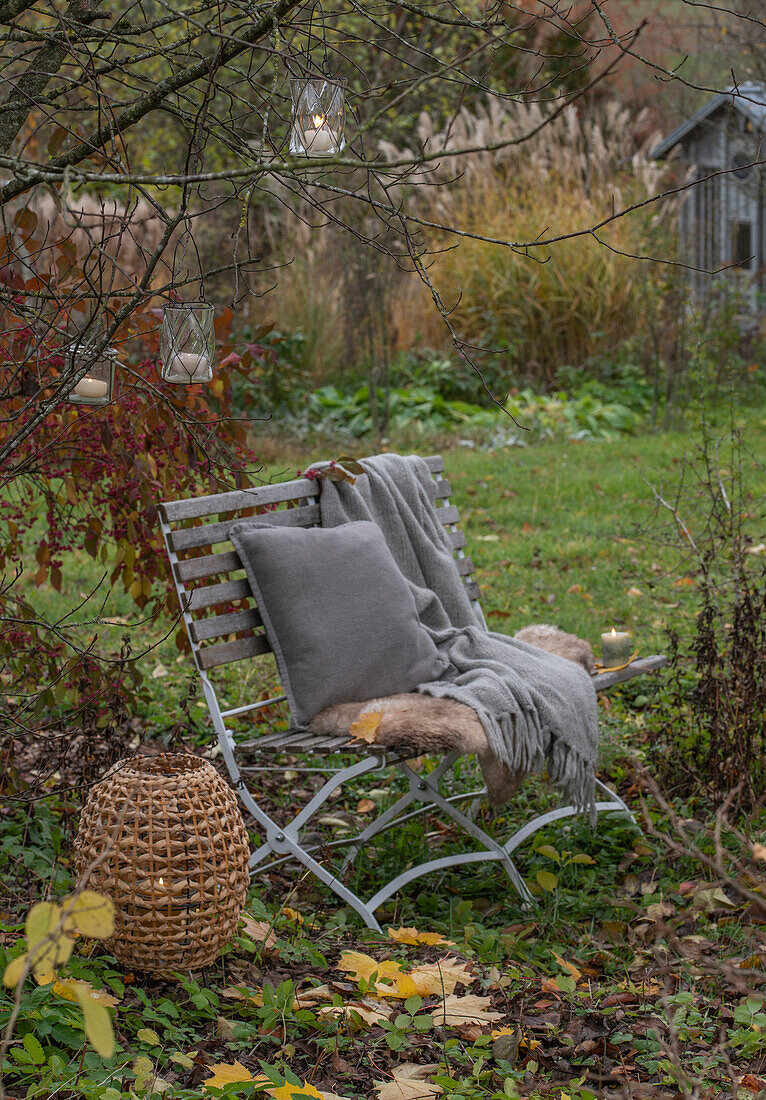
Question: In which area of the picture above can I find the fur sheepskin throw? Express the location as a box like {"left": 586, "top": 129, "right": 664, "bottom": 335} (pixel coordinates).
{"left": 513, "top": 623, "right": 595, "bottom": 673}
{"left": 308, "top": 623, "right": 595, "bottom": 805}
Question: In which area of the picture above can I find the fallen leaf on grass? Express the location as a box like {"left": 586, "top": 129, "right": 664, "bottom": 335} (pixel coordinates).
{"left": 203, "top": 1061, "right": 255, "bottom": 1091}
{"left": 431, "top": 994, "right": 502, "bottom": 1026}
{"left": 394, "top": 960, "right": 472, "bottom": 997}
{"left": 349, "top": 710, "right": 383, "bottom": 744}
{"left": 316, "top": 1000, "right": 392, "bottom": 1026}
{"left": 356, "top": 799, "right": 376, "bottom": 813}
{"left": 552, "top": 953, "right": 581, "bottom": 981}
{"left": 269, "top": 1080, "right": 324, "bottom": 1100}
{"left": 374, "top": 1065, "right": 442, "bottom": 1100}
{"left": 753, "top": 843, "right": 766, "bottom": 861}
{"left": 240, "top": 913, "right": 277, "bottom": 948}
{"left": 692, "top": 885, "right": 737, "bottom": 912}
{"left": 53, "top": 978, "right": 119, "bottom": 1008}
{"left": 388, "top": 928, "right": 456, "bottom": 947}
{"left": 220, "top": 985, "right": 264, "bottom": 1006}
{"left": 337, "top": 950, "right": 403, "bottom": 986}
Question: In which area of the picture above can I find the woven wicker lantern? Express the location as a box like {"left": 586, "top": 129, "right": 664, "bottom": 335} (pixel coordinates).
{"left": 74, "top": 754, "right": 250, "bottom": 975}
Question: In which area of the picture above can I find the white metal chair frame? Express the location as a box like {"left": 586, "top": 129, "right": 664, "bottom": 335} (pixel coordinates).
{"left": 159, "top": 455, "right": 666, "bottom": 932}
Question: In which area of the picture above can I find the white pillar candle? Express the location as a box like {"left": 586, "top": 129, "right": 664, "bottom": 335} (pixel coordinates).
{"left": 166, "top": 351, "right": 210, "bottom": 381}
{"left": 601, "top": 628, "right": 631, "bottom": 666}
{"left": 302, "top": 127, "right": 336, "bottom": 154}
{"left": 73, "top": 376, "right": 108, "bottom": 399}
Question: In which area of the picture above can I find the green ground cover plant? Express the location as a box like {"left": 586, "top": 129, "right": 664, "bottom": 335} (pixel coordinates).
{"left": 4, "top": 402, "right": 766, "bottom": 1098}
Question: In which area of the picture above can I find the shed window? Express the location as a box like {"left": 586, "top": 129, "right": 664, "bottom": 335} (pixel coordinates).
{"left": 732, "top": 221, "right": 753, "bottom": 269}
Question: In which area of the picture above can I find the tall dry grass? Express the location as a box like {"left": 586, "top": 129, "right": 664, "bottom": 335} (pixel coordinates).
{"left": 261, "top": 97, "right": 671, "bottom": 390}
{"left": 380, "top": 98, "right": 670, "bottom": 386}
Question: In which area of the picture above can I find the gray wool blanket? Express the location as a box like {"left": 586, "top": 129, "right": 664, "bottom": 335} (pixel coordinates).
{"left": 317, "top": 453, "right": 599, "bottom": 813}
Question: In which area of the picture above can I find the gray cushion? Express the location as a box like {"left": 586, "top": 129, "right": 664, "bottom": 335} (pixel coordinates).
{"left": 229, "top": 520, "right": 448, "bottom": 727}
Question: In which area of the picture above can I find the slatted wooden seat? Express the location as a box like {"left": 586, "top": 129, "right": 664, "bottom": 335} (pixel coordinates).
{"left": 159, "top": 455, "right": 666, "bottom": 930}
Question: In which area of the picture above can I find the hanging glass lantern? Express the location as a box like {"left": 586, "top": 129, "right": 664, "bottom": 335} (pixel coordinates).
{"left": 67, "top": 342, "right": 117, "bottom": 406}
{"left": 290, "top": 76, "right": 346, "bottom": 156}
{"left": 160, "top": 300, "right": 215, "bottom": 384}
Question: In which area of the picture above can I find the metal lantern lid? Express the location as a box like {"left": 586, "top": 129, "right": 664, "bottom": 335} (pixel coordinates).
{"left": 160, "top": 299, "right": 215, "bottom": 385}
{"left": 290, "top": 76, "right": 346, "bottom": 157}
{"left": 67, "top": 341, "right": 117, "bottom": 407}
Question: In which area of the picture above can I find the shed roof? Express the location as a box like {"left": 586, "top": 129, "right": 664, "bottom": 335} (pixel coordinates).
{"left": 652, "top": 81, "right": 766, "bottom": 159}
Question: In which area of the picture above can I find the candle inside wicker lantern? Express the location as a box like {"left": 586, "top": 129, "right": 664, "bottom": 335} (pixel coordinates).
{"left": 74, "top": 754, "right": 250, "bottom": 975}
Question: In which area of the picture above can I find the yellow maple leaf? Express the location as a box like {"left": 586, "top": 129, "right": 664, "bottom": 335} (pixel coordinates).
{"left": 387, "top": 928, "right": 456, "bottom": 947}
{"left": 394, "top": 960, "right": 471, "bottom": 997}
{"left": 203, "top": 1061, "right": 255, "bottom": 1091}
{"left": 349, "top": 710, "right": 383, "bottom": 744}
{"left": 337, "top": 950, "right": 403, "bottom": 986}
{"left": 268, "top": 1081, "right": 323, "bottom": 1100}
{"left": 53, "top": 978, "right": 120, "bottom": 1007}
{"left": 431, "top": 994, "right": 503, "bottom": 1027}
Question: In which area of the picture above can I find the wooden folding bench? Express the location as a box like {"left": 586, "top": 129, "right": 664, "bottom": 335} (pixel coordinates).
{"left": 159, "top": 455, "right": 666, "bottom": 931}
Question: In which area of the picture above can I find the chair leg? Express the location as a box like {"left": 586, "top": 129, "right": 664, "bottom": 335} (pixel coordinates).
{"left": 502, "top": 778, "right": 638, "bottom": 858}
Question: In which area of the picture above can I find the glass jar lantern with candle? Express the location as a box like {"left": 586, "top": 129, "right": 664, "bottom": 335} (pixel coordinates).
{"left": 67, "top": 343, "right": 117, "bottom": 406}
{"left": 160, "top": 300, "right": 215, "bottom": 384}
{"left": 289, "top": 76, "right": 346, "bottom": 156}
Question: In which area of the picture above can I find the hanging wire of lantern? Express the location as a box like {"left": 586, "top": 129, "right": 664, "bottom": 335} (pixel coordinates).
{"left": 289, "top": 75, "right": 346, "bottom": 156}
{"left": 287, "top": 1, "right": 346, "bottom": 157}
{"left": 67, "top": 341, "right": 117, "bottom": 406}
{"left": 160, "top": 226, "right": 215, "bottom": 384}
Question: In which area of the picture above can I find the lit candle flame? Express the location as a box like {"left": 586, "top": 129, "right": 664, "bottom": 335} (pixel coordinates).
{"left": 312, "top": 113, "right": 325, "bottom": 128}
{"left": 610, "top": 627, "right": 616, "bottom": 637}
{"left": 159, "top": 877, "right": 165, "bottom": 886}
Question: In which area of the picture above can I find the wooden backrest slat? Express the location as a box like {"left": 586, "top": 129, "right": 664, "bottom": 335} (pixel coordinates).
{"left": 424, "top": 455, "right": 445, "bottom": 475}
{"left": 435, "top": 504, "right": 460, "bottom": 526}
{"left": 197, "top": 634, "right": 271, "bottom": 669}
{"left": 185, "top": 578, "right": 251, "bottom": 613}
{"left": 456, "top": 556, "right": 475, "bottom": 577}
{"left": 190, "top": 608, "right": 263, "bottom": 643}
{"left": 168, "top": 504, "right": 320, "bottom": 553}
{"left": 433, "top": 478, "right": 452, "bottom": 500}
{"left": 176, "top": 550, "right": 241, "bottom": 584}
{"left": 160, "top": 477, "right": 320, "bottom": 523}
{"left": 448, "top": 530, "right": 467, "bottom": 551}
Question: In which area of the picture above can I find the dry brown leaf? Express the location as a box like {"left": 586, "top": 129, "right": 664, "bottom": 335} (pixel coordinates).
{"left": 374, "top": 1067, "right": 442, "bottom": 1100}
{"left": 316, "top": 1000, "right": 392, "bottom": 1026}
{"left": 349, "top": 710, "right": 383, "bottom": 744}
{"left": 356, "top": 799, "right": 376, "bottom": 814}
{"left": 240, "top": 914, "right": 277, "bottom": 948}
{"left": 753, "top": 843, "right": 766, "bottom": 861}
{"left": 387, "top": 928, "right": 456, "bottom": 947}
{"left": 431, "top": 994, "right": 503, "bottom": 1027}
{"left": 552, "top": 953, "right": 581, "bottom": 981}
{"left": 293, "top": 984, "right": 335, "bottom": 1007}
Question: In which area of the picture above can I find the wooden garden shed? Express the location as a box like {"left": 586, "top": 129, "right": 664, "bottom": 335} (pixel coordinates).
{"left": 652, "top": 82, "right": 766, "bottom": 308}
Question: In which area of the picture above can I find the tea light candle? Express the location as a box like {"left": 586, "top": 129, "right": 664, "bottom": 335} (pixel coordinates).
{"left": 73, "top": 376, "right": 108, "bottom": 399}
{"left": 302, "top": 127, "right": 336, "bottom": 154}
{"left": 601, "top": 628, "right": 631, "bottom": 667}
{"left": 166, "top": 351, "right": 210, "bottom": 381}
